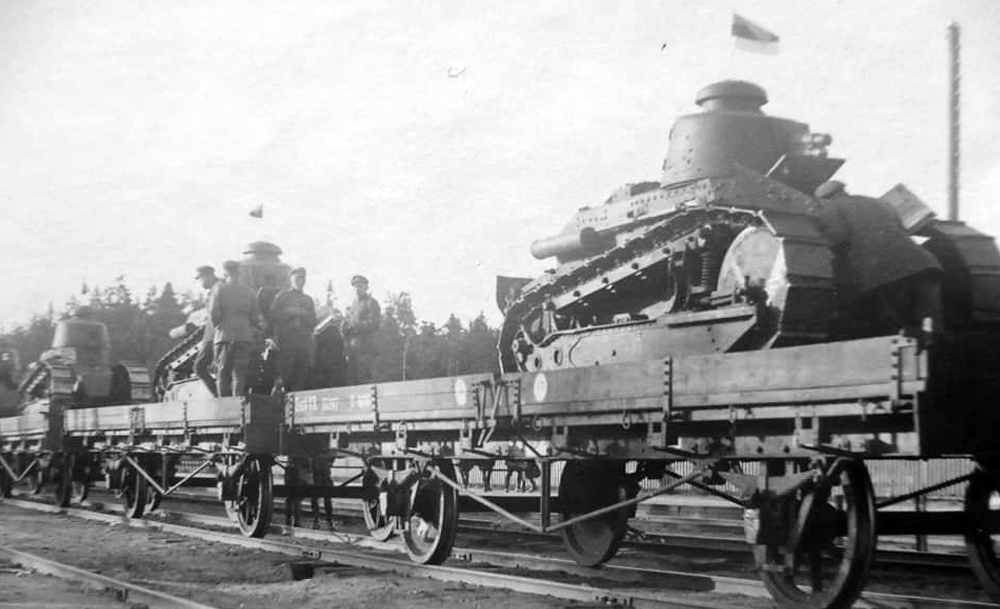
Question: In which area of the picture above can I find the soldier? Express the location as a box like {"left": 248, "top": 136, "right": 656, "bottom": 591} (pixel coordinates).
{"left": 815, "top": 181, "right": 943, "bottom": 339}
{"left": 341, "top": 275, "right": 381, "bottom": 384}
{"left": 267, "top": 267, "right": 317, "bottom": 392}
{"left": 194, "top": 265, "right": 220, "bottom": 397}
{"left": 211, "top": 260, "right": 264, "bottom": 397}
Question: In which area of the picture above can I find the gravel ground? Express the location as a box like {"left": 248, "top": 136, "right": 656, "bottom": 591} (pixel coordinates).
{"left": 0, "top": 503, "right": 614, "bottom": 609}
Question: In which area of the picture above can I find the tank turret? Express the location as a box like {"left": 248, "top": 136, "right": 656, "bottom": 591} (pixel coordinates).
{"left": 660, "top": 80, "right": 838, "bottom": 190}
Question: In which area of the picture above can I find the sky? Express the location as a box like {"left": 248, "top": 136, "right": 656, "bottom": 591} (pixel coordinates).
{"left": 1, "top": 0, "right": 999, "bottom": 330}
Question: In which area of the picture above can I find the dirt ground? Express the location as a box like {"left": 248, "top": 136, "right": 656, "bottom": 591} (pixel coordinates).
{"left": 0, "top": 503, "right": 644, "bottom": 609}
{"left": 0, "top": 556, "right": 125, "bottom": 608}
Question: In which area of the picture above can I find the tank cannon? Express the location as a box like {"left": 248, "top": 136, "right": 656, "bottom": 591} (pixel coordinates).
{"left": 499, "top": 80, "right": 1000, "bottom": 373}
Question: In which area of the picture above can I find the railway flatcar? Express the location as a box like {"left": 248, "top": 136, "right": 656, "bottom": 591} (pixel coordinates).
{"left": 3, "top": 81, "right": 1000, "bottom": 609}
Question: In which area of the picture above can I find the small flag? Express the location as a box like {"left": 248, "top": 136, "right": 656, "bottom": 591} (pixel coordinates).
{"left": 732, "top": 13, "right": 780, "bottom": 54}
{"left": 249, "top": 204, "right": 263, "bottom": 219}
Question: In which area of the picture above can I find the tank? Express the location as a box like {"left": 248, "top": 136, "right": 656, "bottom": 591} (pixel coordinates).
{"left": 152, "top": 241, "right": 292, "bottom": 399}
{"left": 498, "top": 80, "right": 1000, "bottom": 372}
{"left": 16, "top": 309, "right": 151, "bottom": 408}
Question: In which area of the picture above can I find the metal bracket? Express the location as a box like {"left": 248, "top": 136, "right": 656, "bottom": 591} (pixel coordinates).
{"left": 371, "top": 385, "right": 380, "bottom": 430}
{"left": 551, "top": 425, "right": 569, "bottom": 451}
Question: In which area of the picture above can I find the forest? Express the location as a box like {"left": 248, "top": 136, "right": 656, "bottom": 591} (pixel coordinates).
{"left": 0, "top": 278, "right": 501, "bottom": 387}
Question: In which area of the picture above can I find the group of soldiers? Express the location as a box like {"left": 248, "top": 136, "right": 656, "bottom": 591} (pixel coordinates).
{"left": 192, "top": 261, "right": 382, "bottom": 398}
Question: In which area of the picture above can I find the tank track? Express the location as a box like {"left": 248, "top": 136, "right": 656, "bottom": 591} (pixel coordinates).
{"left": 500, "top": 170, "right": 834, "bottom": 372}
{"left": 152, "top": 327, "right": 204, "bottom": 400}
{"left": 17, "top": 362, "right": 75, "bottom": 404}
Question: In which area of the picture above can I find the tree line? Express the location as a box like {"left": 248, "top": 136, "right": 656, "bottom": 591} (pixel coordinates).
{"left": 0, "top": 278, "right": 501, "bottom": 385}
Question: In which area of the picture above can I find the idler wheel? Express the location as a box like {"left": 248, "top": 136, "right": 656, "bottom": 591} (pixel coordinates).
{"left": 754, "top": 458, "right": 875, "bottom": 609}
{"left": 557, "top": 460, "right": 629, "bottom": 568}
{"left": 402, "top": 460, "right": 458, "bottom": 565}
{"left": 965, "top": 468, "right": 1000, "bottom": 601}
{"left": 233, "top": 455, "right": 273, "bottom": 538}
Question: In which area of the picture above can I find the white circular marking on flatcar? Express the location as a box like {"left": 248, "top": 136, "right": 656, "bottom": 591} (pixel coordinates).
{"left": 454, "top": 379, "right": 467, "bottom": 405}
{"left": 533, "top": 373, "right": 548, "bottom": 402}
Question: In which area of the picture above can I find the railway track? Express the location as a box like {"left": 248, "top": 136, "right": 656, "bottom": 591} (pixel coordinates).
{"left": 127, "top": 487, "right": 973, "bottom": 571}
{"left": 0, "top": 542, "right": 218, "bottom": 609}
{"left": 2, "top": 494, "right": 990, "bottom": 609}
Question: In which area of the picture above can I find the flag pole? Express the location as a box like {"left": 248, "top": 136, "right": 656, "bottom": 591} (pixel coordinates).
{"left": 947, "top": 23, "right": 961, "bottom": 221}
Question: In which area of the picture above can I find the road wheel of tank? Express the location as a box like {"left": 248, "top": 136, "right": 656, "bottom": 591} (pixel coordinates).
{"left": 234, "top": 455, "right": 273, "bottom": 538}
{"left": 402, "top": 460, "right": 458, "bottom": 565}
{"left": 755, "top": 458, "right": 876, "bottom": 609}
{"left": 117, "top": 462, "right": 148, "bottom": 519}
{"left": 965, "top": 468, "right": 1000, "bottom": 601}
{"left": 558, "top": 460, "right": 629, "bottom": 568}
{"left": 362, "top": 463, "right": 395, "bottom": 541}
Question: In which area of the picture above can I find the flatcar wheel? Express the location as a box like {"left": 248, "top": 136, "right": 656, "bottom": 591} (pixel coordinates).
{"left": 558, "top": 461, "right": 629, "bottom": 568}
{"left": 0, "top": 459, "right": 12, "bottom": 499}
{"left": 234, "top": 455, "right": 273, "bottom": 538}
{"left": 965, "top": 469, "right": 1000, "bottom": 601}
{"left": 362, "top": 465, "right": 395, "bottom": 541}
{"left": 402, "top": 460, "right": 458, "bottom": 565}
{"left": 55, "top": 456, "right": 89, "bottom": 508}
{"left": 755, "top": 458, "right": 876, "bottom": 609}
{"left": 217, "top": 480, "right": 240, "bottom": 522}
{"left": 117, "top": 463, "right": 148, "bottom": 519}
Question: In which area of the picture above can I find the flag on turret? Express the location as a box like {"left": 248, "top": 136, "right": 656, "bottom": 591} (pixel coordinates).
{"left": 732, "top": 14, "right": 780, "bottom": 54}
{"left": 249, "top": 204, "right": 263, "bottom": 219}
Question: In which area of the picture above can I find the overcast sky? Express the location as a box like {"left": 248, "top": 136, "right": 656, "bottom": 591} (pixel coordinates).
{"left": 1, "top": 0, "right": 998, "bottom": 330}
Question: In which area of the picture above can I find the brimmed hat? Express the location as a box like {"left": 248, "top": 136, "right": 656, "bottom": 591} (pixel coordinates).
{"left": 289, "top": 267, "right": 307, "bottom": 278}
{"left": 350, "top": 274, "right": 369, "bottom": 286}
{"left": 222, "top": 260, "right": 240, "bottom": 274}
{"left": 195, "top": 265, "right": 215, "bottom": 279}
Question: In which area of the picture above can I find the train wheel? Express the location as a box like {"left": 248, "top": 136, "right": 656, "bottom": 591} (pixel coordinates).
{"left": 55, "top": 455, "right": 89, "bottom": 508}
{"left": 0, "top": 457, "right": 12, "bottom": 499}
{"left": 965, "top": 469, "right": 1000, "bottom": 601}
{"left": 402, "top": 460, "right": 458, "bottom": 565}
{"left": 755, "top": 458, "right": 876, "bottom": 609}
{"left": 558, "top": 461, "right": 629, "bottom": 568}
{"left": 145, "top": 490, "right": 163, "bottom": 513}
{"left": 117, "top": 463, "right": 148, "bottom": 519}
{"left": 217, "top": 480, "right": 240, "bottom": 522}
{"left": 362, "top": 465, "right": 395, "bottom": 541}
{"left": 234, "top": 455, "right": 273, "bottom": 538}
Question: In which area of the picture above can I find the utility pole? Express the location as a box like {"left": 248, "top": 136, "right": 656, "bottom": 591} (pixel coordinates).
{"left": 948, "top": 23, "right": 961, "bottom": 221}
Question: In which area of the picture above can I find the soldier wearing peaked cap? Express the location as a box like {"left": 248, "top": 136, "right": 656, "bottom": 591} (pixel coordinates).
{"left": 194, "top": 265, "right": 220, "bottom": 397}
{"left": 267, "top": 266, "right": 317, "bottom": 392}
{"left": 342, "top": 274, "right": 381, "bottom": 384}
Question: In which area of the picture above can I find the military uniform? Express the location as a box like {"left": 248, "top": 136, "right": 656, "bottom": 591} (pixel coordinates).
{"left": 342, "top": 290, "right": 381, "bottom": 385}
{"left": 268, "top": 286, "right": 317, "bottom": 391}
{"left": 817, "top": 192, "right": 943, "bottom": 338}
{"left": 312, "top": 314, "right": 347, "bottom": 388}
{"left": 210, "top": 278, "right": 262, "bottom": 397}
{"left": 194, "top": 281, "right": 220, "bottom": 397}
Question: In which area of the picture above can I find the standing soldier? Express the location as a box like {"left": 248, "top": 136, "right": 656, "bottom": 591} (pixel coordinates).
{"left": 267, "top": 267, "right": 317, "bottom": 392}
{"left": 194, "top": 265, "right": 220, "bottom": 397}
{"left": 211, "top": 260, "right": 263, "bottom": 397}
{"left": 341, "top": 275, "right": 381, "bottom": 384}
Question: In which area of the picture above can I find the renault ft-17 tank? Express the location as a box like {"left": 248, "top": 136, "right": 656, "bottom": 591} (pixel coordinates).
{"left": 16, "top": 309, "right": 151, "bottom": 409}
{"left": 152, "top": 241, "right": 291, "bottom": 399}
{"left": 498, "top": 80, "right": 1000, "bottom": 372}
